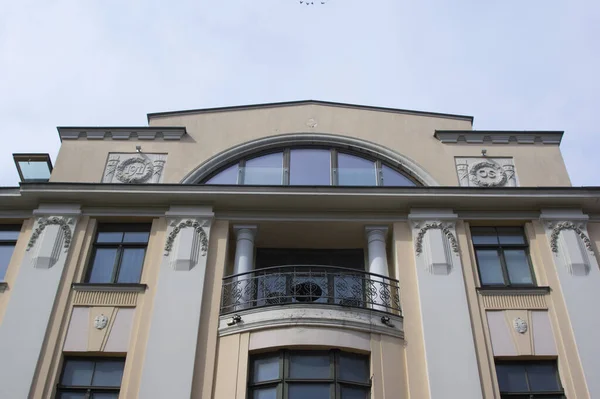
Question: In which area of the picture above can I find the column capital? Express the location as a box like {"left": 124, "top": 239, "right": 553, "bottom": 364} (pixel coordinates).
{"left": 365, "top": 226, "right": 388, "bottom": 242}
{"left": 234, "top": 225, "right": 258, "bottom": 240}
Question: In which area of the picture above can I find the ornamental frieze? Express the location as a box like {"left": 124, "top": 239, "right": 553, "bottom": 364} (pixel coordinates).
{"left": 455, "top": 157, "right": 518, "bottom": 187}
{"left": 102, "top": 153, "right": 167, "bottom": 183}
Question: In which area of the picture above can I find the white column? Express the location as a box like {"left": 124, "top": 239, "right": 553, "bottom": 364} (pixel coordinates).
{"left": 541, "top": 209, "right": 600, "bottom": 398}
{"left": 139, "top": 206, "right": 213, "bottom": 399}
{"left": 365, "top": 226, "right": 390, "bottom": 311}
{"left": 0, "top": 204, "right": 81, "bottom": 399}
{"left": 233, "top": 225, "right": 257, "bottom": 309}
{"left": 408, "top": 209, "right": 482, "bottom": 399}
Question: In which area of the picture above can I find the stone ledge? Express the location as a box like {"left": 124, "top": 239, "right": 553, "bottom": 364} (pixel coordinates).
{"left": 477, "top": 286, "right": 551, "bottom": 296}
{"left": 58, "top": 127, "right": 186, "bottom": 141}
{"left": 72, "top": 283, "right": 147, "bottom": 292}
{"left": 434, "top": 130, "right": 563, "bottom": 145}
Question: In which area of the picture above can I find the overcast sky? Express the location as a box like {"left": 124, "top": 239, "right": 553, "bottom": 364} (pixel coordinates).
{"left": 1, "top": 0, "right": 598, "bottom": 186}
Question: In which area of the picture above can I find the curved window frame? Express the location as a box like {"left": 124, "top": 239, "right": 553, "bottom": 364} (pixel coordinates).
{"left": 202, "top": 146, "right": 419, "bottom": 187}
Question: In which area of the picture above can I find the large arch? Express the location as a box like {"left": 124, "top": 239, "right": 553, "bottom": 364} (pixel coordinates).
{"left": 181, "top": 133, "right": 439, "bottom": 186}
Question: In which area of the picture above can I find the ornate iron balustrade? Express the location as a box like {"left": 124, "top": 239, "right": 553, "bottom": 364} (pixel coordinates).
{"left": 220, "top": 265, "right": 401, "bottom": 315}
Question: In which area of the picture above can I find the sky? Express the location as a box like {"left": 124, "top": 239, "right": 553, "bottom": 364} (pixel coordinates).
{"left": 0, "top": 0, "right": 598, "bottom": 186}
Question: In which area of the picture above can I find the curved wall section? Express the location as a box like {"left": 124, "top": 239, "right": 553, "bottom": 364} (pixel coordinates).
{"left": 181, "top": 133, "right": 440, "bottom": 186}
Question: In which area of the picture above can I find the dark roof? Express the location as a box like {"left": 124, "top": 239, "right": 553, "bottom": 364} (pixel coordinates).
{"left": 147, "top": 100, "right": 474, "bottom": 124}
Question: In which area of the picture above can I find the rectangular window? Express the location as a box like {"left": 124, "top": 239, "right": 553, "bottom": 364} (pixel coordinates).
{"left": 56, "top": 357, "right": 125, "bottom": 398}
{"left": 85, "top": 224, "right": 151, "bottom": 284}
{"left": 248, "top": 350, "right": 370, "bottom": 399}
{"left": 471, "top": 227, "right": 535, "bottom": 287}
{"left": 495, "top": 361, "right": 564, "bottom": 398}
{"left": 0, "top": 225, "right": 20, "bottom": 281}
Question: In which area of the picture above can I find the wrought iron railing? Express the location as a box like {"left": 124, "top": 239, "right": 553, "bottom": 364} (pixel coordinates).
{"left": 220, "top": 265, "right": 401, "bottom": 315}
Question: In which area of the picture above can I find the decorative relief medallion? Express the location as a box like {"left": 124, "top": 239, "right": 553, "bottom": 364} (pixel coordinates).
{"left": 513, "top": 317, "right": 528, "bottom": 334}
{"left": 414, "top": 222, "right": 459, "bottom": 255}
{"left": 306, "top": 118, "right": 318, "bottom": 128}
{"left": 548, "top": 221, "right": 593, "bottom": 253}
{"left": 164, "top": 219, "right": 209, "bottom": 256}
{"left": 94, "top": 314, "right": 109, "bottom": 330}
{"left": 27, "top": 216, "right": 75, "bottom": 252}
{"left": 102, "top": 153, "right": 167, "bottom": 184}
{"left": 455, "top": 157, "right": 517, "bottom": 187}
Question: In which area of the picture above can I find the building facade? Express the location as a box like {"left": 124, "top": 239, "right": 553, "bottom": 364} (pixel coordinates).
{"left": 0, "top": 100, "right": 596, "bottom": 398}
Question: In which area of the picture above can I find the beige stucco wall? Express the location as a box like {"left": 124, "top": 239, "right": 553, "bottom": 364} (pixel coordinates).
{"left": 50, "top": 104, "right": 571, "bottom": 186}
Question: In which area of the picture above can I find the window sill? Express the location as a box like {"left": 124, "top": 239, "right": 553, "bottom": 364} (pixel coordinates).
{"left": 71, "top": 283, "right": 147, "bottom": 293}
{"left": 0, "top": 282, "right": 7, "bottom": 292}
{"left": 477, "top": 286, "right": 551, "bottom": 296}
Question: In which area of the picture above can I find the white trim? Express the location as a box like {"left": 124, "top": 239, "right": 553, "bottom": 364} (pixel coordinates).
{"left": 180, "top": 133, "right": 440, "bottom": 186}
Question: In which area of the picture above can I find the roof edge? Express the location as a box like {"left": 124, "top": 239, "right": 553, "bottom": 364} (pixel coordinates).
{"left": 434, "top": 130, "right": 564, "bottom": 145}
{"left": 57, "top": 126, "right": 187, "bottom": 142}
{"left": 146, "top": 100, "right": 474, "bottom": 124}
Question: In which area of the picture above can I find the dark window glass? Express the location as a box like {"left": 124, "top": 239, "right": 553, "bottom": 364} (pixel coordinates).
{"left": 255, "top": 249, "right": 364, "bottom": 270}
{"left": 496, "top": 361, "right": 564, "bottom": 398}
{"left": 205, "top": 164, "right": 239, "bottom": 185}
{"left": 244, "top": 153, "right": 284, "bottom": 185}
{"left": 58, "top": 358, "right": 125, "bottom": 398}
{"left": 381, "top": 164, "right": 416, "bottom": 187}
{"left": 290, "top": 149, "right": 331, "bottom": 185}
{"left": 0, "top": 225, "right": 20, "bottom": 281}
{"left": 249, "top": 350, "right": 370, "bottom": 399}
{"left": 471, "top": 227, "right": 535, "bottom": 287}
{"left": 338, "top": 153, "right": 376, "bottom": 186}
{"left": 86, "top": 224, "right": 151, "bottom": 284}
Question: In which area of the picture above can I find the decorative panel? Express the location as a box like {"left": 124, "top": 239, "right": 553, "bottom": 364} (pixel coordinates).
{"left": 72, "top": 290, "right": 138, "bottom": 306}
{"left": 481, "top": 294, "right": 548, "bottom": 310}
{"left": 64, "top": 307, "right": 135, "bottom": 353}
{"left": 102, "top": 153, "right": 167, "bottom": 183}
{"left": 455, "top": 157, "right": 518, "bottom": 187}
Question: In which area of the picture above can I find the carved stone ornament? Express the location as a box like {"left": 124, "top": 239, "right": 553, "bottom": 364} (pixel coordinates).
{"left": 414, "top": 222, "right": 459, "bottom": 255}
{"left": 102, "top": 153, "right": 167, "bottom": 184}
{"left": 306, "top": 118, "right": 318, "bottom": 128}
{"left": 513, "top": 317, "right": 528, "bottom": 334}
{"left": 455, "top": 157, "right": 517, "bottom": 187}
{"left": 164, "top": 219, "right": 209, "bottom": 256}
{"left": 548, "top": 221, "right": 593, "bottom": 253}
{"left": 94, "top": 314, "right": 109, "bottom": 330}
{"left": 26, "top": 216, "right": 74, "bottom": 252}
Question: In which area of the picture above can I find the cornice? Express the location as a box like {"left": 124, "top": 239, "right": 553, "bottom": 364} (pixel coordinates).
{"left": 57, "top": 127, "right": 186, "bottom": 141}
{"left": 434, "top": 130, "right": 563, "bottom": 145}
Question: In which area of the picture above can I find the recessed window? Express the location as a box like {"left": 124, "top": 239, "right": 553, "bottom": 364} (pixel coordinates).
{"left": 0, "top": 225, "right": 20, "bottom": 281}
{"left": 85, "top": 224, "right": 151, "bottom": 284}
{"left": 248, "top": 350, "right": 370, "bottom": 399}
{"left": 56, "top": 357, "right": 125, "bottom": 398}
{"left": 495, "top": 361, "right": 564, "bottom": 398}
{"left": 471, "top": 227, "right": 535, "bottom": 287}
{"left": 202, "top": 146, "right": 417, "bottom": 187}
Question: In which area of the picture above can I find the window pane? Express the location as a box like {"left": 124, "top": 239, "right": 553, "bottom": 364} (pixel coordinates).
{"left": 253, "top": 355, "right": 280, "bottom": 382}
{"left": 87, "top": 248, "right": 118, "bottom": 283}
{"left": 290, "top": 149, "right": 331, "bottom": 186}
{"left": 338, "top": 153, "right": 376, "bottom": 186}
{"left": 252, "top": 387, "right": 278, "bottom": 399}
{"left": 61, "top": 360, "right": 94, "bottom": 386}
{"left": 288, "top": 384, "right": 331, "bottom": 399}
{"left": 117, "top": 248, "right": 146, "bottom": 283}
{"left": 57, "top": 393, "right": 87, "bottom": 399}
{"left": 496, "top": 364, "right": 528, "bottom": 392}
{"left": 92, "top": 393, "right": 120, "bottom": 399}
{"left": 471, "top": 228, "right": 499, "bottom": 245}
{"left": 527, "top": 363, "right": 561, "bottom": 391}
{"left": 341, "top": 386, "right": 370, "bottom": 399}
{"left": 289, "top": 353, "right": 330, "bottom": 379}
{"left": 97, "top": 232, "right": 124, "bottom": 243}
{"left": 504, "top": 250, "right": 534, "bottom": 285}
{"left": 123, "top": 232, "right": 150, "bottom": 243}
{"left": 244, "top": 153, "right": 284, "bottom": 185}
{"left": 205, "top": 164, "right": 239, "bottom": 185}
{"left": 18, "top": 160, "right": 51, "bottom": 180}
{"left": 92, "top": 360, "right": 125, "bottom": 387}
{"left": 498, "top": 228, "right": 526, "bottom": 245}
{"left": 338, "top": 353, "right": 369, "bottom": 383}
{"left": 0, "top": 244, "right": 16, "bottom": 280}
{"left": 0, "top": 231, "right": 19, "bottom": 240}
{"left": 476, "top": 250, "right": 505, "bottom": 285}
{"left": 381, "top": 165, "right": 416, "bottom": 186}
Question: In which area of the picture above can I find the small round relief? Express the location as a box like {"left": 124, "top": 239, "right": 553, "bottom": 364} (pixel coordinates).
{"left": 469, "top": 160, "right": 507, "bottom": 187}
{"left": 306, "top": 118, "right": 318, "bottom": 128}
{"left": 94, "top": 314, "right": 109, "bottom": 330}
{"left": 513, "top": 317, "right": 528, "bottom": 334}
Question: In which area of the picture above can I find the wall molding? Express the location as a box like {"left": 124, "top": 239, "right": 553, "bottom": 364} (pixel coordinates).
{"left": 58, "top": 127, "right": 186, "bottom": 141}
{"left": 435, "top": 130, "right": 563, "bottom": 145}
{"left": 413, "top": 221, "right": 459, "bottom": 256}
{"left": 547, "top": 221, "right": 593, "bottom": 254}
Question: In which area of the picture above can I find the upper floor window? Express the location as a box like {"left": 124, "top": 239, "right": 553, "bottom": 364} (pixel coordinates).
{"left": 57, "top": 357, "right": 125, "bottom": 398}
{"left": 85, "top": 224, "right": 151, "bottom": 284}
{"left": 249, "top": 350, "right": 371, "bottom": 399}
{"left": 471, "top": 227, "right": 535, "bottom": 287}
{"left": 0, "top": 225, "right": 20, "bottom": 281}
{"left": 495, "top": 361, "right": 564, "bottom": 398}
{"left": 203, "top": 147, "right": 417, "bottom": 187}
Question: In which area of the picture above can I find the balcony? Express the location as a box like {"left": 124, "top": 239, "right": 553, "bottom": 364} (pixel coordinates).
{"left": 220, "top": 265, "right": 401, "bottom": 316}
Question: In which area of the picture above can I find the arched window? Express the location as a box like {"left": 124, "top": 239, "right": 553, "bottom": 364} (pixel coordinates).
{"left": 203, "top": 147, "right": 418, "bottom": 186}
